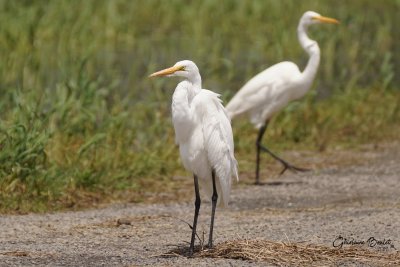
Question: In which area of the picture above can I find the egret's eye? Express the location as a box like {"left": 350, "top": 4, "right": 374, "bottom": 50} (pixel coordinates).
{"left": 179, "top": 66, "right": 186, "bottom": 71}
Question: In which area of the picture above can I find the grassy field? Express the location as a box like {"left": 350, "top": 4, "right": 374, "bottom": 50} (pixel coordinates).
{"left": 0, "top": 0, "right": 399, "bottom": 213}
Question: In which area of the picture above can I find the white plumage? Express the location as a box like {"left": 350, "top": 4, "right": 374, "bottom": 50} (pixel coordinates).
{"left": 227, "top": 61, "right": 309, "bottom": 129}
{"left": 172, "top": 82, "right": 238, "bottom": 207}
{"left": 149, "top": 59, "right": 238, "bottom": 255}
{"left": 226, "top": 11, "right": 339, "bottom": 184}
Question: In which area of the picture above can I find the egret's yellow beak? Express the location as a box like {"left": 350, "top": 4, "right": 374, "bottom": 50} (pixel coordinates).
{"left": 313, "top": 15, "right": 340, "bottom": 24}
{"left": 149, "top": 65, "right": 184, "bottom": 78}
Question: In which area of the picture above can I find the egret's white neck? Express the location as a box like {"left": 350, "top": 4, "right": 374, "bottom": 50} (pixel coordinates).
{"left": 186, "top": 73, "right": 202, "bottom": 101}
{"left": 297, "top": 22, "right": 320, "bottom": 86}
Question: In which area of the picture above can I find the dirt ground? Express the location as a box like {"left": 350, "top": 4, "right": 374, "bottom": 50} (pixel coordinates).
{"left": 0, "top": 143, "right": 399, "bottom": 266}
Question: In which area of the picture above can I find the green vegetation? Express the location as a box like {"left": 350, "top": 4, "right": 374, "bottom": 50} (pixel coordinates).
{"left": 0, "top": 0, "right": 398, "bottom": 213}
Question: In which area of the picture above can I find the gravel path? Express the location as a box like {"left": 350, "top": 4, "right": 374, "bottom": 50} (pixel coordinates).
{"left": 0, "top": 144, "right": 399, "bottom": 266}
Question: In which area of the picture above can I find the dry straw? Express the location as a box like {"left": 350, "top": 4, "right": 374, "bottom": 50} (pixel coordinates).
{"left": 164, "top": 239, "right": 400, "bottom": 266}
{"left": 200, "top": 239, "right": 400, "bottom": 266}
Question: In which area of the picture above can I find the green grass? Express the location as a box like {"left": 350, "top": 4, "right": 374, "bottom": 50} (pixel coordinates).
{"left": 0, "top": 0, "right": 399, "bottom": 213}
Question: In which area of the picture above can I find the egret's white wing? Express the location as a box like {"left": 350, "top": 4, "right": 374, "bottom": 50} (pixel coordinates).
{"left": 226, "top": 62, "right": 301, "bottom": 124}
{"left": 193, "top": 89, "right": 238, "bottom": 206}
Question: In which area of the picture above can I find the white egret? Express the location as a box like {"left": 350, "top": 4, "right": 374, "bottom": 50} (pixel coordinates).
{"left": 149, "top": 60, "right": 238, "bottom": 255}
{"left": 226, "top": 11, "right": 339, "bottom": 185}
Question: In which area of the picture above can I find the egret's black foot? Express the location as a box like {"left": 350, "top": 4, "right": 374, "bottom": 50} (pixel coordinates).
{"left": 188, "top": 247, "right": 194, "bottom": 257}
{"left": 279, "top": 162, "right": 310, "bottom": 175}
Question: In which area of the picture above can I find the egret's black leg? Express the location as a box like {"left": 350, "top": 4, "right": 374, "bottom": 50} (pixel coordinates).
{"left": 258, "top": 145, "right": 310, "bottom": 175}
{"left": 255, "top": 124, "right": 268, "bottom": 185}
{"left": 189, "top": 174, "right": 201, "bottom": 256}
{"left": 208, "top": 169, "right": 218, "bottom": 248}
{"left": 256, "top": 121, "right": 309, "bottom": 183}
